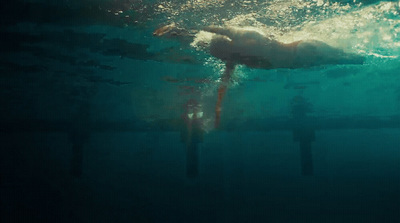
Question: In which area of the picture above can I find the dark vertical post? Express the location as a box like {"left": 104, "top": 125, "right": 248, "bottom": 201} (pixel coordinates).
{"left": 181, "top": 99, "right": 204, "bottom": 178}
{"left": 300, "top": 140, "right": 313, "bottom": 176}
{"left": 68, "top": 103, "right": 91, "bottom": 178}
{"left": 186, "top": 143, "right": 199, "bottom": 178}
{"left": 291, "top": 96, "right": 315, "bottom": 176}
{"left": 69, "top": 131, "right": 89, "bottom": 177}
{"left": 298, "top": 129, "right": 315, "bottom": 176}
{"left": 182, "top": 124, "right": 203, "bottom": 178}
{"left": 71, "top": 142, "right": 83, "bottom": 177}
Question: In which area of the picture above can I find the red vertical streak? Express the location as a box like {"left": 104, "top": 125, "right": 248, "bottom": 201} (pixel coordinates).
{"left": 215, "top": 63, "right": 235, "bottom": 128}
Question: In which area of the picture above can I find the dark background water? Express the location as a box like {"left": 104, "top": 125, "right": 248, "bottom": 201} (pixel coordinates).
{"left": 1, "top": 1, "right": 400, "bottom": 222}
{"left": 2, "top": 130, "right": 400, "bottom": 222}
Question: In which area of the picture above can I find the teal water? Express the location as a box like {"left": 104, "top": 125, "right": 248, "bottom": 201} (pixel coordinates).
{"left": 1, "top": 1, "right": 400, "bottom": 222}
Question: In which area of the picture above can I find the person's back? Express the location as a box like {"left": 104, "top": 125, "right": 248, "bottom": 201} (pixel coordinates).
{"left": 205, "top": 26, "right": 364, "bottom": 69}
{"left": 154, "top": 24, "right": 364, "bottom": 68}
{"left": 293, "top": 40, "right": 364, "bottom": 68}
{"left": 154, "top": 23, "right": 365, "bottom": 128}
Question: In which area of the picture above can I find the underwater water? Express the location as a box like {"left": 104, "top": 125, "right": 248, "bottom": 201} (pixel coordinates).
{"left": 1, "top": 0, "right": 400, "bottom": 222}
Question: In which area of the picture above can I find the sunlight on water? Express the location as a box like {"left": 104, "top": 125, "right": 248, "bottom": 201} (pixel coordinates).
{"left": 179, "top": 1, "right": 399, "bottom": 82}
{"left": 137, "top": 0, "right": 400, "bottom": 121}
{"left": 155, "top": 0, "right": 400, "bottom": 58}
{"left": 286, "top": 2, "right": 400, "bottom": 57}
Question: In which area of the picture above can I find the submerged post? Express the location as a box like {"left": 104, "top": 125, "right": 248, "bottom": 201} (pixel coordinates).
{"left": 293, "top": 127, "right": 315, "bottom": 176}
{"left": 68, "top": 103, "right": 91, "bottom": 177}
{"left": 291, "top": 96, "right": 315, "bottom": 176}
{"left": 181, "top": 99, "right": 204, "bottom": 178}
{"left": 69, "top": 131, "right": 89, "bottom": 177}
{"left": 186, "top": 142, "right": 199, "bottom": 178}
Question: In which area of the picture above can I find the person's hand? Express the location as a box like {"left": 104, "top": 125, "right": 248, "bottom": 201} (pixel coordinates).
{"left": 153, "top": 23, "right": 176, "bottom": 36}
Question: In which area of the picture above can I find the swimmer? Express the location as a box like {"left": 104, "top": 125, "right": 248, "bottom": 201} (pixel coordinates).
{"left": 154, "top": 23, "right": 365, "bottom": 127}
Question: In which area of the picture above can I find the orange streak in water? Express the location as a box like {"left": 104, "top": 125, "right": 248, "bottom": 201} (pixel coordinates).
{"left": 215, "top": 63, "right": 234, "bottom": 128}
{"left": 215, "top": 84, "right": 227, "bottom": 128}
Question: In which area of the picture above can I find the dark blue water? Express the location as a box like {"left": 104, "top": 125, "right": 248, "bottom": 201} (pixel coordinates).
{"left": 1, "top": 1, "right": 400, "bottom": 223}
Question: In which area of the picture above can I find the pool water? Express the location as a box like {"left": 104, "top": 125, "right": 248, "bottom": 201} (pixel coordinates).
{"left": 1, "top": 1, "right": 400, "bottom": 222}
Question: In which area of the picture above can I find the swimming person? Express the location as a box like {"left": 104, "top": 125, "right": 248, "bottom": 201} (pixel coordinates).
{"left": 154, "top": 23, "right": 365, "bottom": 127}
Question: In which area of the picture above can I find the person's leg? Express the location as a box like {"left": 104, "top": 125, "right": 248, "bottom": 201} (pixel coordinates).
{"left": 294, "top": 40, "right": 364, "bottom": 68}
{"left": 215, "top": 62, "right": 235, "bottom": 128}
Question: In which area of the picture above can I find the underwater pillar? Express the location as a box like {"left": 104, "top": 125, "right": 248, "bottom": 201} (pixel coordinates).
{"left": 181, "top": 99, "right": 204, "bottom": 178}
{"left": 68, "top": 102, "right": 91, "bottom": 177}
{"left": 71, "top": 138, "right": 83, "bottom": 177}
{"left": 181, "top": 126, "right": 203, "bottom": 178}
{"left": 293, "top": 128, "right": 315, "bottom": 176}
{"left": 69, "top": 131, "right": 90, "bottom": 177}
{"left": 186, "top": 143, "right": 199, "bottom": 178}
{"left": 290, "top": 95, "right": 315, "bottom": 176}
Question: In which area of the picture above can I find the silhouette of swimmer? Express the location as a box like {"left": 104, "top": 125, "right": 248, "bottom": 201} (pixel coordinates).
{"left": 154, "top": 23, "right": 365, "bottom": 127}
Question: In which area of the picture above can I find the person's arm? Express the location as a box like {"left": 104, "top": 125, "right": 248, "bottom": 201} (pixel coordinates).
{"left": 203, "top": 26, "right": 236, "bottom": 39}
{"left": 153, "top": 23, "right": 196, "bottom": 43}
